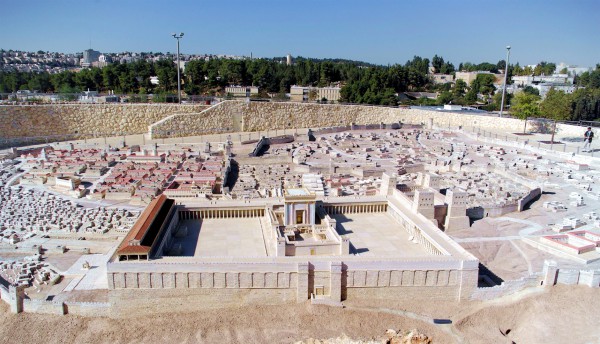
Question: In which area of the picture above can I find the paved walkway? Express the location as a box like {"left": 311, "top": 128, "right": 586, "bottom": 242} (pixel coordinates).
{"left": 461, "top": 125, "right": 600, "bottom": 159}
{"left": 62, "top": 245, "right": 119, "bottom": 291}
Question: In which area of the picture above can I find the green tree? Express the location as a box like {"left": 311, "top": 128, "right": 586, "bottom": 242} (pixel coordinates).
{"left": 437, "top": 91, "right": 452, "bottom": 105}
{"left": 511, "top": 92, "right": 541, "bottom": 119}
{"left": 571, "top": 88, "right": 600, "bottom": 121}
{"left": 533, "top": 62, "right": 556, "bottom": 76}
{"left": 522, "top": 86, "right": 539, "bottom": 96}
{"left": 102, "top": 65, "right": 119, "bottom": 91}
{"left": 440, "top": 62, "right": 455, "bottom": 74}
{"left": 431, "top": 55, "right": 444, "bottom": 73}
{"left": 452, "top": 79, "right": 467, "bottom": 103}
{"left": 540, "top": 88, "right": 572, "bottom": 120}
{"left": 470, "top": 74, "right": 496, "bottom": 96}
{"left": 464, "top": 88, "right": 478, "bottom": 104}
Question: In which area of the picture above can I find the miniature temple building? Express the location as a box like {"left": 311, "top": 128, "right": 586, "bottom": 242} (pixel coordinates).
{"left": 283, "top": 188, "right": 316, "bottom": 227}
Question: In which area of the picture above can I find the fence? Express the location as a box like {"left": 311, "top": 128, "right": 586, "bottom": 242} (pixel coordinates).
{"left": 465, "top": 125, "right": 600, "bottom": 157}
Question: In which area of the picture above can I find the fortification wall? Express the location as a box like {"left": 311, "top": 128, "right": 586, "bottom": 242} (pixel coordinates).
{"left": 107, "top": 256, "right": 477, "bottom": 303}
{"left": 63, "top": 301, "right": 111, "bottom": 317}
{"left": 470, "top": 275, "right": 540, "bottom": 301}
{"left": 0, "top": 104, "right": 209, "bottom": 139}
{"left": 108, "top": 288, "right": 297, "bottom": 317}
{"left": 22, "top": 299, "right": 65, "bottom": 315}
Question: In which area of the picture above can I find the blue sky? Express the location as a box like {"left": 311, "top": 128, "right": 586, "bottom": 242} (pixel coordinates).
{"left": 2, "top": 0, "right": 599, "bottom": 67}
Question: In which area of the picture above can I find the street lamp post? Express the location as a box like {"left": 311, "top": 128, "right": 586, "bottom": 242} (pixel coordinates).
{"left": 172, "top": 32, "right": 184, "bottom": 104}
{"left": 499, "top": 45, "right": 511, "bottom": 117}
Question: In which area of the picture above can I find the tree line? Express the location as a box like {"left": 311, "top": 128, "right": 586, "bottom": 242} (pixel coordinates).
{"left": 1, "top": 56, "right": 600, "bottom": 122}
{"left": 0, "top": 55, "right": 496, "bottom": 104}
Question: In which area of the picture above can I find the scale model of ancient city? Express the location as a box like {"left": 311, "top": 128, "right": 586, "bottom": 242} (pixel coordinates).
{"left": 0, "top": 100, "right": 599, "bottom": 317}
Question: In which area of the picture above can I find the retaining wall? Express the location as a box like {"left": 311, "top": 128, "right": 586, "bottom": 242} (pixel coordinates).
{"left": 149, "top": 101, "right": 530, "bottom": 137}
{"left": 0, "top": 104, "right": 209, "bottom": 140}
{"left": 149, "top": 101, "right": 592, "bottom": 140}
{"left": 1, "top": 102, "right": 589, "bottom": 143}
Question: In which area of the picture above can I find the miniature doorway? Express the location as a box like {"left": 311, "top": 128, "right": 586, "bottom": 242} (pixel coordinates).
{"left": 315, "top": 285, "right": 324, "bottom": 296}
{"left": 296, "top": 210, "right": 304, "bottom": 224}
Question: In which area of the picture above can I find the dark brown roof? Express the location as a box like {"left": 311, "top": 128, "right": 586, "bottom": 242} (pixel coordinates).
{"left": 116, "top": 195, "right": 167, "bottom": 256}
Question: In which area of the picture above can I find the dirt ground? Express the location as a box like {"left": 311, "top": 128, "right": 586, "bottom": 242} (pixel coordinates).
{"left": 0, "top": 285, "right": 598, "bottom": 344}
{"left": 0, "top": 301, "right": 450, "bottom": 344}
{"left": 455, "top": 285, "right": 600, "bottom": 344}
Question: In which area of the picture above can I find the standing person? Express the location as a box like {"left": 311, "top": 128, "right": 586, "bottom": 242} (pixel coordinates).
{"left": 583, "top": 127, "right": 594, "bottom": 152}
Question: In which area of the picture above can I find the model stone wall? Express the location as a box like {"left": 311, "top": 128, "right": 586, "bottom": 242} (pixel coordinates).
{"left": 109, "top": 288, "right": 298, "bottom": 316}
{"left": 108, "top": 270, "right": 298, "bottom": 289}
{"left": 149, "top": 101, "right": 539, "bottom": 139}
{"left": 1, "top": 101, "right": 588, "bottom": 142}
{"left": 0, "top": 104, "right": 209, "bottom": 139}
{"left": 149, "top": 101, "right": 243, "bottom": 138}
{"left": 107, "top": 265, "right": 477, "bottom": 301}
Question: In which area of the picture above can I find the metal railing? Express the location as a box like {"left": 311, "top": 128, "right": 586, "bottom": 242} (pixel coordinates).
{"left": 470, "top": 126, "right": 597, "bottom": 157}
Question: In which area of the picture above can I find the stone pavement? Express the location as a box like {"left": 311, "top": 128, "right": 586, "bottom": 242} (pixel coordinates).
{"left": 333, "top": 213, "right": 431, "bottom": 257}
{"left": 62, "top": 245, "right": 119, "bottom": 291}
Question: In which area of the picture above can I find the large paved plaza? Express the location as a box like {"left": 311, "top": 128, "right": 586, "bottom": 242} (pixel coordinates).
{"left": 333, "top": 213, "right": 431, "bottom": 257}
{"left": 172, "top": 218, "right": 268, "bottom": 257}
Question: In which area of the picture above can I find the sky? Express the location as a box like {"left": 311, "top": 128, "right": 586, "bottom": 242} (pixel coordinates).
{"left": 2, "top": 0, "right": 599, "bottom": 67}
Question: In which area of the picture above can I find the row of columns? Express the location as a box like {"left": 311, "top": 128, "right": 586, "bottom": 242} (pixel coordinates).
{"left": 324, "top": 203, "right": 387, "bottom": 215}
{"left": 388, "top": 208, "right": 443, "bottom": 256}
{"left": 180, "top": 209, "right": 265, "bottom": 220}
{"left": 407, "top": 224, "right": 442, "bottom": 255}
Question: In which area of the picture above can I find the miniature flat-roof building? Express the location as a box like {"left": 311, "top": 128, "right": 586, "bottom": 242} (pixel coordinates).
{"left": 225, "top": 86, "right": 259, "bottom": 98}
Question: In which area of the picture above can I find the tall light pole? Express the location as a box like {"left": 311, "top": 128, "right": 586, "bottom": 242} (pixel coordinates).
{"left": 172, "top": 32, "right": 184, "bottom": 104}
{"left": 499, "top": 45, "right": 511, "bottom": 117}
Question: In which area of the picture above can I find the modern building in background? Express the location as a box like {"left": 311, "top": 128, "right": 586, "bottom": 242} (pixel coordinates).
{"left": 512, "top": 74, "right": 574, "bottom": 86}
{"left": 290, "top": 86, "right": 341, "bottom": 102}
{"left": 225, "top": 86, "right": 259, "bottom": 97}
{"left": 512, "top": 74, "right": 579, "bottom": 98}
{"left": 81, "top": 49, "right": 101, "bottom": 68}
{"left": 430, "top": 74, "right": 454, "bottom": 85}
{"left": 455, "top": 71, "right": 504, "bottom": 87}
{"left": 97, "top": 54, "right": 112, "bottom": 68}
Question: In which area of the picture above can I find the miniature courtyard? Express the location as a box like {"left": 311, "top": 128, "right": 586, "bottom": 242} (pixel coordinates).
{"left": 170, "top": 217, "right": 268, "bottom": 257}
{"left": 332, "top": 212, "right": 430, "bottom": 257}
